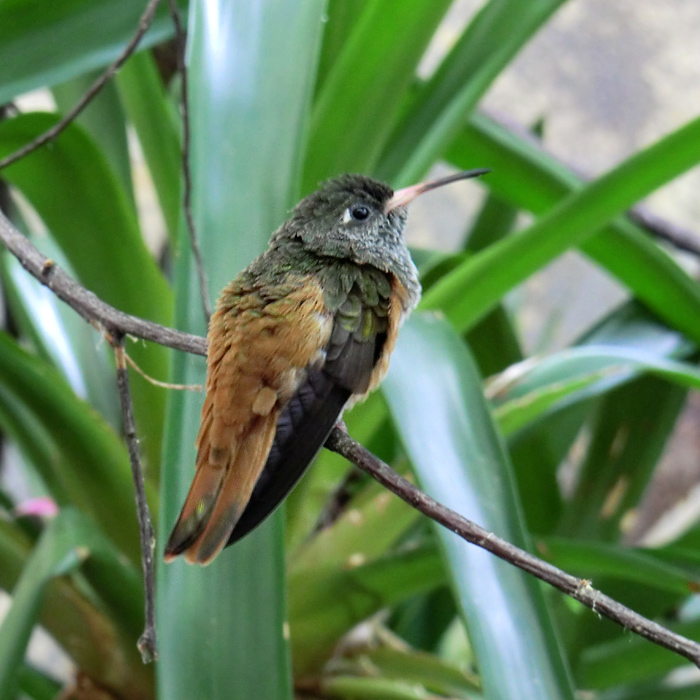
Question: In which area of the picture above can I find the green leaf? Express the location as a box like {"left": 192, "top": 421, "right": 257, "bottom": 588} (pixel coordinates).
{"left": 303, "top": 0, "right": 453, "bottom": 190}
{"left": 558, "top": 377, "right": 687, "bottom": 542}
{"left": 492, "top": 346, "right": 700, "bottom": 437}
{"left": 2, "top": 245, "right": 121, "bottom": 429}
{"left": 540, "top": 538, "right": 700, "bottom": 596}
{"left": 0, "top": 332, "right": 142, "bottom": 561}
{"left": 0, "top": 112, "right": 172, "bottom": 469}
{"left": 156, "top": 2, "right": 326, "bottom": 699}
{"left": 315, "top": 0, "right": 371, "bottom": 93}
{"left": 377, "top": 0, "right": 566, "bottom": 185}
{"left": 0, "top": 0, "right": 186, "bottom": 104}
{"left": 0, "top": 512, "right": 85, "bottom": 700}
{"left": 290, "top": 545, "right": 444, "bottom": 674}
{"left": 344, "top": 646, "right": 482, "bottom": 698}
{"left": 383, "top": 314, "right": 575, "bottom": 700}
{"left": 424, "top": 113, "right": 700, "bottom": 333}
{"left": 599, "top": 682, "right": 700, "bottom": 700}
{"left": 334, "top": 646, "right": 481, "bottom": 698}
{"left": 116, "top": 50, "right": 183, "bottom": 242}
{"left": 493, "top": 302, "right": 693, "bottom": 535}
{"left": 53, "top": 70, "right": 134, "bottom": 198}
{"left": 290, "top": 470, "right": 418, "bottom": 578}
{"left": 0, "top": 383, "right": 70, "bottom": 503}
{"left": 445, "top": 113, "right": 700, "bottom": 346}
{"left": 463, "top": 192, "right": 523, "bottom": 378}
{"left": 321, "top": 675, "right": 443, "bottom": 700}
{"left": 0, "top": 512, "right": 153, "bottom": 700}
{"left": 389, "top": 586, "right": 458, "bottom": 653}
{"left": 577, "top": 618, "right": 700, "bottom": 689}
{"left": 16, "top": 665, "right": 62, "bottom": 700}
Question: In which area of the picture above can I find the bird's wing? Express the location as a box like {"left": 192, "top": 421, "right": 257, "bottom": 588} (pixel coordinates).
{"left": 164, "top": 276, "right": 333, "bottom": 565}
{"left": 225, "top": 272, "right": 406, "bottom": 546}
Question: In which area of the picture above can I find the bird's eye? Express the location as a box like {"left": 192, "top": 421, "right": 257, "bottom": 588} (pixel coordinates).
{"left": 350, "top": 205, "right": 370, "bottom": 220}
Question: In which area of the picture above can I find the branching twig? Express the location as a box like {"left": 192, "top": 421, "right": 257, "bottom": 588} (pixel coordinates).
{"left": 0, "top": 211, "right": 206, "bottom": 356}
{"left": 325, "top": 429, "right": 700, "bottom": 668}
{"left": 0, "top": 0, "right": 162, "bottom": 172}
{"left": 168, "top": 0, "right": 212, "bottom": 322}
{"left": 114, "top": 337, "right": 158, "bottom": 663}
{"left": 2, "top": 196, "right": 700, "bottom": 667}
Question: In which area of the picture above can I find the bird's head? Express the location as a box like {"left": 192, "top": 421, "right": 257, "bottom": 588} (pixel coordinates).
{"left": 275, "top": 169, "right": 488, "bottom": 274}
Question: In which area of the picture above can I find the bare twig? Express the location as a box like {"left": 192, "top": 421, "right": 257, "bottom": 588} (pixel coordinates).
{"left": 2, "top": 206, "right": 700, "bottom": 668}
{"left": 114, "top": 338, "right": 158, "bottom": 663}
{"left": 312, "top": 465, "right": 365, "bottom": 535}
{"left": 325, "top": 429, "right": 700, "bottom": 669}
{"left": 483, "top": 108, "right": 700, "bottom": 258}
{"left": 168, "top": 0, "right": 212, "bottom": 321}
{"left": 0, "top": 0, "right": 162, "bottom": 172}
{"left": 0, "top": 211, "right": 206, "bottom": 356}
{"left": 629, "top": 208, "right": 700, "bottom": 257}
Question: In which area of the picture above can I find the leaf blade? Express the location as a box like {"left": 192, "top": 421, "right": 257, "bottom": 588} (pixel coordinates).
{"left": 383, "top": 314, "right": 575, "bottom": 700}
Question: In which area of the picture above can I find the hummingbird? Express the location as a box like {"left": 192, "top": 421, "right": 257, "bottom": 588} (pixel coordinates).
{"left": 164, "top": 169, "right": 488, "bottom": 565}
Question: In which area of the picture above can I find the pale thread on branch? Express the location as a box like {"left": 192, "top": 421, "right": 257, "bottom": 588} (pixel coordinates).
{"left": 123, "top": 349, "right": 203, "bottom": 391}
{"left": 1, "top": 206, "right": 700, "bottom": 669}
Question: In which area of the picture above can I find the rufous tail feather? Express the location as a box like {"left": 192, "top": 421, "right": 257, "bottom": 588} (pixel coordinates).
{"left": 164, "top": 417, "right": 277, "bottom": 565}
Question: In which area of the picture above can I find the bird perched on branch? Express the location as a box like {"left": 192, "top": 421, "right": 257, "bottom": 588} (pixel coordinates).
{"left": 164, "top": 169, "right": 487, "bottom": 565}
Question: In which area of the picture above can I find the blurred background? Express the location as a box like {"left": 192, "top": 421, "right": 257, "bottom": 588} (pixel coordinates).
{"left": 408, "top": 0, "right": 700, "bottom": 548}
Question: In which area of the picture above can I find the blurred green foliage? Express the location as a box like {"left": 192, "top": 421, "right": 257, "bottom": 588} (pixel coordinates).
{"left": 1, "top": 1, "right": 700, "bottom": 699}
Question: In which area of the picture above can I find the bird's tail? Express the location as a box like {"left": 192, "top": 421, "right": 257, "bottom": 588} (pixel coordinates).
{"left": 164, "top": 417, "right": 276, "bottom": 565}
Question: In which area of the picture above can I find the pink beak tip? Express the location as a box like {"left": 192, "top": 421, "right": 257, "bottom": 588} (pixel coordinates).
{"left": 386, "top": 168, "right": 490, "bottom": 212}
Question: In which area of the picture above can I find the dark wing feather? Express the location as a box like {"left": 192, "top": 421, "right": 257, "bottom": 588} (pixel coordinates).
{"left": 225, "top": 286, "right": 387, "bottom": 546}
{"left": 226, "top": 371, "right": 350, "bottom": 545}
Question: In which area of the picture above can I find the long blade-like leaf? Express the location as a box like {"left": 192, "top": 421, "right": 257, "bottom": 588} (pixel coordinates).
{"left": 303, "top": 0, "right": 452, "bottom": 190}
{"left": 0, "top": 513, "right": 85, "bottom": 700}
{"left": 53, "top": 71, "right": 134, "bottom": 198}
{"left": 157, "top": 2, "right": 326, "bottom": 699}
{"left": 429, "top": 113, "right": 700, "bottom": 335}
{"left": 290, "top": 545, "right": 444, "bottom": 674}
{"left": 0, "top": 0, "right": 185, "bottom": 103}
{"left": 0, "top": 114, "right": 172, "bottom": 469}
{"left": 0, "top": 332, "right": 142, "bottom": 561}
{"left": 493, "top": 346, "right": 700, "bottom": 436}
{"left": 116, "top": 51, "right": 182, "bottom": 242}
{"left": 378, "top": 0, "right": 566, "bottom": 185}
{"left": 446, "top": 113, "right": 700, "bottom": 346}
{"left": 383, "top": 314, "right": 575, "bottom": 700}
{"left": 0, "top": 513, "right": 153, "bottom": 700}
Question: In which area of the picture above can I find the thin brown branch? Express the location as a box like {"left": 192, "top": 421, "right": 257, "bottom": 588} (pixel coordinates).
{"left": 114, "top": 338, "right": 158, "bottom": 663}
{"left": 2, "top": 204, "right": 700, "bottom": 669}
{"left": 0, "top": 0, "right": 162, "bottom": 172}
{"left": 325, "top": 428, "right": 700, "bottom": 669}
{"left": 483, "top": 108, "right": 700, "bottom": 258}
{"left": 0, "top": 211, "right": 206, "bottom": 356}
{"left": 168, "top": 0, "right": 212, "bottom": 322}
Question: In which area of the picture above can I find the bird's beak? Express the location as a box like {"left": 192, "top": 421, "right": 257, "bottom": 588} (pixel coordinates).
{"left": 385, "top": 168, "right": 490, "bottom": 213}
